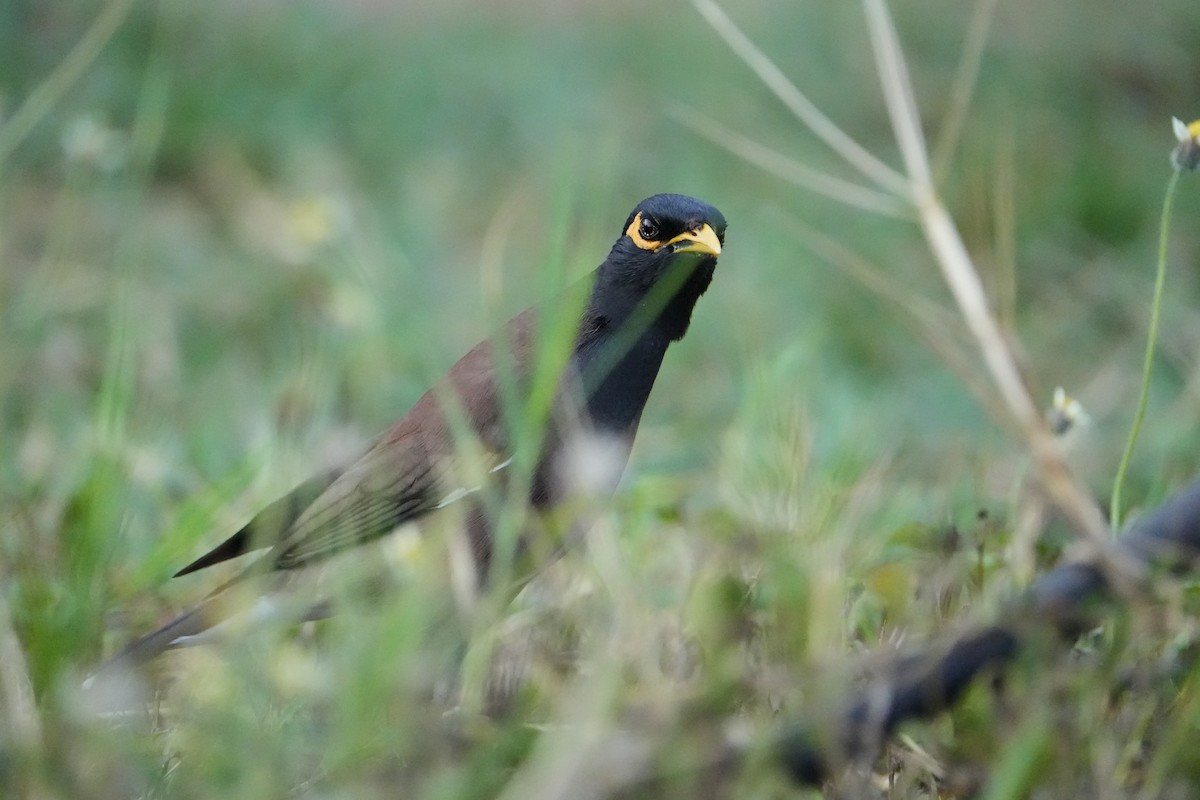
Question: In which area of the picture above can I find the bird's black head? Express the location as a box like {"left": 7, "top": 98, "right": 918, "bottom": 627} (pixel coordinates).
{"left": 616, "top": 193, "right": 726, "bottom": 281}
{"left": 593, "top": 193, "right": 726, "bottom": 341}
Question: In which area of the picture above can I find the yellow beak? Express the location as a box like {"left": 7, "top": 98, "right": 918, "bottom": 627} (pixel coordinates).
{"left": 664, "top": 223, "right": 722, "bottom": 257}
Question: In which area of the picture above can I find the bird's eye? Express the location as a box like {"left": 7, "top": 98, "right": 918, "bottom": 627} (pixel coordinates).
{"left": 638, "top": 216, "right": 660, "bottom": 241}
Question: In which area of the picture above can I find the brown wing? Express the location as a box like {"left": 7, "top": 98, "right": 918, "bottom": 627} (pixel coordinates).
{"left": 173, "top": 466, "right": 347, "bottom": 577}
{"left": 270, "top": 432, "right": 440, "bottom": 568}
{"left": 263, "top": 308, "right": 536, "bottom": 570}
{"left": 172, "top": 307, "right": 536, "bottom": 577}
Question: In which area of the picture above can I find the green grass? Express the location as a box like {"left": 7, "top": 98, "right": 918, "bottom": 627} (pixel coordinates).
{"left": 3, "top": 0, "right": 1200, "bottom": 796}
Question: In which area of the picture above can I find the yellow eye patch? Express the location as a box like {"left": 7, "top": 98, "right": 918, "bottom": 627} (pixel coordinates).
{"left": 624, "top": 213, "right": 723, "bottom": 257}
{"left": 625, "top": 212, "right": 661, "bottom": 251}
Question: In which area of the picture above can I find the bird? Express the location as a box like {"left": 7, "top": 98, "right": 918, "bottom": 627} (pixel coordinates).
{"left": 97, "top": 192, "right": 726, "bottom": 671}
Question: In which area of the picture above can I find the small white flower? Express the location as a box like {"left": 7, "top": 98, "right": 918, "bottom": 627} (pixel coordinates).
{"left": 1172, "top": 117, "right": 1191, "bottom": 142}
{"left": 1048, "top": 386, "right": 1089, "bottom": 436}
{"left": 60, "top": 114, "right": 128, "bottom": 173}
{"left": 1170, "top": 116, "right": 1200, "bottom": 172}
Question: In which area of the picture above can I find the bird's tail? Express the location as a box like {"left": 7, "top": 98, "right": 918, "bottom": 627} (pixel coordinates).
{"left": 78, "top": 602, "right": 219, "bottom": 715}
{"left": 116, "top": 605, "right": 213, "bottom": 665}
{"left": 86, "top": 571, "right": 327, "bottom": 691}
{"left": 86, "top": 603, "right": 213, "bottom": 689}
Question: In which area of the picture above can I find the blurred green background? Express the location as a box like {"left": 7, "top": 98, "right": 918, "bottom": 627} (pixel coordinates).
{"left": 3, "top": 0, "right": 1200, "bottom": 796}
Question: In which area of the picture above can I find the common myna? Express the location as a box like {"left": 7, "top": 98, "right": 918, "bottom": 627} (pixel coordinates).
{"left": 100, "top": 193, "right": 725, "bottom": 669}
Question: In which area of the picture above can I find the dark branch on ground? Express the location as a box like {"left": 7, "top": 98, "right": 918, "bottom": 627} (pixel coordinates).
{"left": 774, "top": 476, "right": 1200, "bottom": 786}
